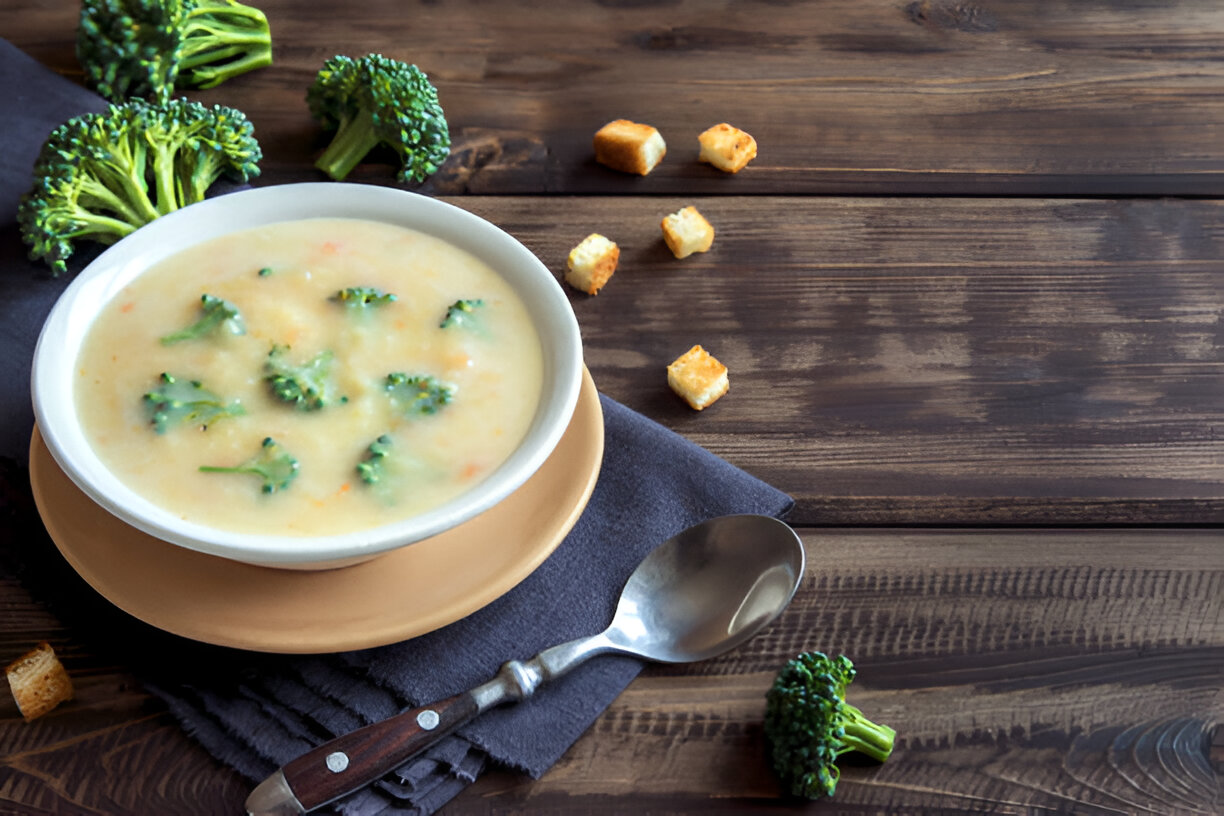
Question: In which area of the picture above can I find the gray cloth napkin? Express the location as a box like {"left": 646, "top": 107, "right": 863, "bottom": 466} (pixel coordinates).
{"left": 0, "top": 39, "right": 794, "bottom": 814}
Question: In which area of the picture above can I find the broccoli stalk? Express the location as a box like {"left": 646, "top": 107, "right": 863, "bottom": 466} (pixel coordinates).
{"left": 306, "top": 53, "right": 450, "bottom": 183}
{"left": 764, "top": 652, "right": 895, "bottom": 799}
{"left": 264, "top": 344, "right": 337, "bottom": 411}
{"left": 78, "top": 0, "right": 272, "bottom": 104}
{"left": 143, "top": 372, "right": 245, "bottom": 433}
{"left": 177, "top": 0, "right": 273, "bottom": 89}
{"left": 18, "top": 98, "right": 261, "bottom": 275}
{"left": 199, "top": 436, "right": 299, "bottom": 494}
{"left": 313, "top": 107, "right": 383, "bottom": 183}
{"left": 161, "top": 293, "right": 245, "bottom": 344}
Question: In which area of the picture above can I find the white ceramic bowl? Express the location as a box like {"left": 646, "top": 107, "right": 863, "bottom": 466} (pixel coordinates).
{"left": 32, "top": 183, "right": 583, "bottom": 569}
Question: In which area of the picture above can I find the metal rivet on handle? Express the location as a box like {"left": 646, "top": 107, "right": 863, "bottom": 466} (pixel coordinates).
{"left": 325, "top": 751, "right": 349, "bottom": 773}
{"left": 416, "top": 710, "right": 440, "bottom": 730}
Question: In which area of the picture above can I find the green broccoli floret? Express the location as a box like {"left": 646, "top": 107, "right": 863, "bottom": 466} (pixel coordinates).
{"left": 17, "top": 98, "right": 261, "bottom": 275}
{"left": 306, "top": 53, "right": 450, "bottom": 183}
{"left": 764, "top": 652, "right": 895, "bottom": 799}
{"left": 384, "top": 373, "right": 455, "bottom": 416}
{"left": 439, "top": 298, "right": 484, "bottom": 329}
{"left": 264, "top": 344, "right": 337, "bottom": 411}
{"left": 78, "top": 0, "right": 273, "bottom": 104}
{"left": 160, "top": 293, "right": 245, "bottom": 344}
{"left": 199, "top": 436, "right": 299, "bottom": 494}
{"left": 355, "top": 434, "right": 393, "bottom": 485}
{"left": 332, "top": 287, "right": 397, "bottom": 308}
{"left": 143, "top": 372, "right": 245, "bottom": 432}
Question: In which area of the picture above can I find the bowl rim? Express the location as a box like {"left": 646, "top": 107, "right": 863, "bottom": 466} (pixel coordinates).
{"left": 31, "top": 182, "right": 583, "bottom": 567}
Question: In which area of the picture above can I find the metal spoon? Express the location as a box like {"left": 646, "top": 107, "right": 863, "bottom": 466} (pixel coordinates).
{"left": 246, "top": 513, "right": 805, "bottom": 815}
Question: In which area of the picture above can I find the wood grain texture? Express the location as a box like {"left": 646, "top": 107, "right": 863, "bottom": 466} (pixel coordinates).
{"left": 3, "top": 530, "right": 1220, "bottom": 815}
{"left": 3, "top": 3, "right": 1224, "bottom": 814}
{"left": 7, "top": 0, "right": 1224, "bottom": 195}
{"left": 445, "top": 195, "right": 1224, "bottom": 525}
{"left": 283, "top": 691, "right": 479, "bottom": 811}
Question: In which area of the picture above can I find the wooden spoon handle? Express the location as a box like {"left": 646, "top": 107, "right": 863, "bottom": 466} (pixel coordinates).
{"left": 278, "top": 691, "right": 478, "bottom": 812}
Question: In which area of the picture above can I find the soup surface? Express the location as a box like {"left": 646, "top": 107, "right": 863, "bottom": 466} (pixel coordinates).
{"left": 75, "top": 217, "right": 544, "bottom": 536}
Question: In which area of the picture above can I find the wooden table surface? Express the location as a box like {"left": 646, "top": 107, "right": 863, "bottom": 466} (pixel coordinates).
{"left": 3, "top": 1, "right": 1224, "bottom": 813}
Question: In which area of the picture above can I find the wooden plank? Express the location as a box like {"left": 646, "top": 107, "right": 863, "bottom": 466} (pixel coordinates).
{"left": 2, "top": 529, "right": 1221, "bottom": 814}
{"left": 441, "top": 195, "right": 1224, "bottom": 525}
{"left": 7, "top": 1, "right": 1224, "bottom": 195}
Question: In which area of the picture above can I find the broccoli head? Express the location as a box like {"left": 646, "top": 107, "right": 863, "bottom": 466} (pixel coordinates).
{"left": 331, "top": 287, "right": 397, "bottom": 308}
{"left": 199, "top": 436, "right": 299, "bottom": 494}
{"left": 355, "top": 434, "right": 393, "bottom": 485}
{"left": 384, "top": 373, "right": 455, "bottom": 416}
{"left": 439, "top": 298, "right": 484, "bottom": 330}
{"left": 78, "top": 0, "right": 273, "bottom": 104}
{"left": 764, "top": 652, "right": 896, "bottom": 799}
{"left": 18, "top": 98, "right": 262, "bottom": 275}
{"left": 160, "top": 293, "right": 246, "bottom": 344}
{"left": 306, "top": 53, "right": 450, "bottom": 183}
{"left": 143, "top": 372, "right": 245, "bottom": 432}
{"left": 264, "top": 344, "right": 337, "bottom": 411}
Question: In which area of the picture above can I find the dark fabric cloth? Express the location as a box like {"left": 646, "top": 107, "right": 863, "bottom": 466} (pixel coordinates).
{"left": 0, "top": 38, "right": 107, "bottom": 460}
{"left": 0, "top": 40, "right": 794, "bottom": 814}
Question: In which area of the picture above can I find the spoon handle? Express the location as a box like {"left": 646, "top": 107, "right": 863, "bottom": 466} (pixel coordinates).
{"left": 246, "top": 691, "right": 478, "bottom": 815}
{"left": 246, "top": 635, "right": 614, "bottom": 815}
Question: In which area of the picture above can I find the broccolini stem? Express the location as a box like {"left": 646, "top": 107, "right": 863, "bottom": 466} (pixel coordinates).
{"left": 180, "top": 45, "right": 273, "bottom": 88}
{"left": 315, "top": 115, "right": 382, "bottom": 182}
{"left": 839, "top": 703, "right": 897, "bottom": 763}
{"left": 149, "top": 142, "right": 182, "bottom": 216}
{"left": 183, "top": 152, "right": 223, "bottom": 205}
{"left": 179, "top": 37, "right": 270, "bottom": 65}
{"left": 187, "top": 0, "right": 270, "bottom": 31}
{"left": 179, "top": 1, "right": 273, "bottom": 88}
{"left": 79, "top": 149, "right": 162, "bottom": 224}
{"left": 62, "top": 211, "right": 139, "bottom": 242}
{"left": 182, "top": 24, "right": 271, "bottom": 43}
{"left": 76, "top": 176, "right": 156, "bottom": 228}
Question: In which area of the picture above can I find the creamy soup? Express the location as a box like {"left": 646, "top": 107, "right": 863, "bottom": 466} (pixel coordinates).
{"left": 75, "top": 218, "right": 544, "bottom": 536}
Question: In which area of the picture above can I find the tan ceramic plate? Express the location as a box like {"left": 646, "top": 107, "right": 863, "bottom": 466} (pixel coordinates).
{"left": 29, "top": 368, "right": 603, "bottom": 653}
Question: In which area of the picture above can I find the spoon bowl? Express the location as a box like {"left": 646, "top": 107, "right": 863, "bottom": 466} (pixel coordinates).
{"left": 247, "top": 513, "right": 805, "bottom": 815}
{"left": 607, "top": 514, "right": 806, "bottom": 662}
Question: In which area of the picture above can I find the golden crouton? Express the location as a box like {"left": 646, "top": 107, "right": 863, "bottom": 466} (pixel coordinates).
{"left": 6, "top": 642, "right": 73, "bottom": 722}
{"left": 565, "top": 233, "right": 620, "bottom": 295}
{"left": 594, "top": 119, "right": 667, "bottom": 176}
{"left": 698, "top": 123, "right": 757, "bottom": 173}
{"left": 667, "top": 345, "right": 729, "bottom": 410}
{"left": 661, "top": 206, "right": 715, "bottom": 259}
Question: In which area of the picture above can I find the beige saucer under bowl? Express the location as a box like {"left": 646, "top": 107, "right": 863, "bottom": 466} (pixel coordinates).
{"left": 30, "top": 369, "right": 603, "bottom": 653}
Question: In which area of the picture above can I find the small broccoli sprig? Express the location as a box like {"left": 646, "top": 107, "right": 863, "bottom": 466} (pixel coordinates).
{"left": 439, "top": 298, "right": 484, "bottom": 329}
{"left": 764, "top": 652, "right": 895, "bottom": 799}
{"left": 264, "top": 344, "right": 337, "bottom": 411}
{"left": 18, "top": 98, "right": 261, "bottom": 275}
{"left": 384, "top": 373, "right": 455, "bottom": 416}
{"left": 306, "top": 53, "right": 450, "bottom": 183}
{"left": 199, "top": 436, "right": 299, "bottom": 494}
{"left": 332, "top": 287, "right": 397, "bottom": 308}
{"left": 78, "top": 0, "right": 273, "bottom": 104}
{"left": 143, "top": 372, "right": 245, "bottom": 433}
{"left": 160, "top": 293, "right": 245, "bottom": 344}
{"left": 356, "top": 434, "right": 393, "bottom": 485}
